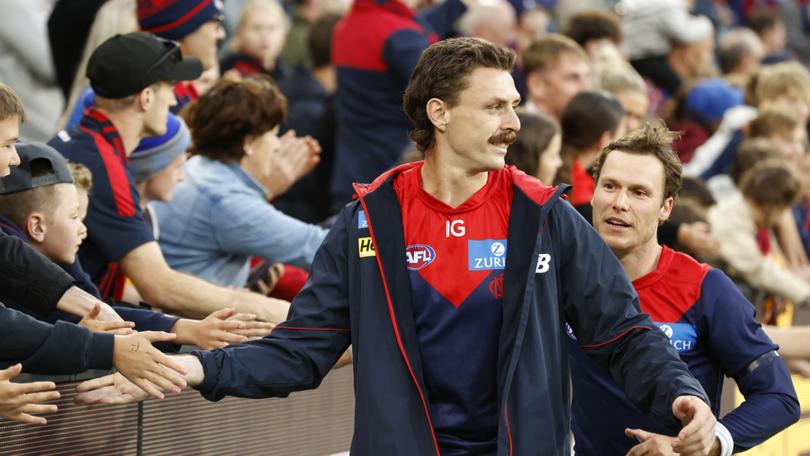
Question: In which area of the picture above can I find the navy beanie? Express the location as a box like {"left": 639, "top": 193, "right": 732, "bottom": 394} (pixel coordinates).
{"left": 138, "top": 0, "right": 223, "bottom": 41}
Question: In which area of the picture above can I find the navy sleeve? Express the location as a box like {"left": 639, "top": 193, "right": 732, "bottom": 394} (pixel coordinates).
{"left": 554, "top": 201, "right": 708, "bottom": 430}
{"left": 417, "top": 0, "right": 466, "bottom": 38}
{"left": 0, "top": 234, "right": 75, "bottom": 316}
{"left": 194, "top": 205, "right": 353, "bottom": 401}
{"left": 60, "top": 257, "right": 102, "bottom": 297}
{"left": 382, "top": 29, "right": 431, "bottom": 87}
{"left": 0, "top": 302, "right": 114, "bottom": 374}
{"left": 699, "top": 269, "right": 800, "bottom": 451}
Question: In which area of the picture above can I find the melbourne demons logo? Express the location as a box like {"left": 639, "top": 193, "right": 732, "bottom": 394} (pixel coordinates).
{"left": 405, "top": 244, "right": 436, "bottom": 270}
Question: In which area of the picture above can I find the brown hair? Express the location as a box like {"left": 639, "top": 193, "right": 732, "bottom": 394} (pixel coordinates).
{"left": 0, "top": 161, "right": 59, "bottom": 227}
{"left": 740, "top": 160, "right": 799, "bottom": 208}
{"left": 403, "top": 37, "right": 515, "bottom": 152}
{"left": 593, "top": 121, "right": 682, "bottom": 201}
{"left": 748, "top": 107, "right": 800, "bottom": 139}
{"left": 183, "top": 75, "right": 287, "bottom": 162}
{"left": 68, "top": 162, "right": 94, "bottom": 192}
{"left": 556, "top": 91, "right": 623, "bottom": 184}
{"left": 0, "top": 83, "right": 26, "bottom": 123}
{"left": 731, "top": 138, "right": 782, "bottom": 185}
{"left": 506, "top": 112, "right": 559, "bottom": 176}
{"left": 563, "top": 11, "right": 622, "bottom": 48}
{"left": 522, "top": 34, "right": 588, "bottom": 75}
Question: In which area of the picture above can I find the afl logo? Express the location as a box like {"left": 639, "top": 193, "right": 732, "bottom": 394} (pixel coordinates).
{"left": 491, "top": 242, "right": 506, "bottom": 257}
{"left": 406, "top": 244, "right": 436, "bottom": 270}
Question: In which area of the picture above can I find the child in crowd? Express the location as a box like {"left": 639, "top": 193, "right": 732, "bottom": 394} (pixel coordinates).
{"left": 128, "top": 112, "right": 189, "bottom": 238}
{"left": 709, "top": 160, "right": 810, "bottom": 313}
{"left": 221, "top": 0, "right": 289, "bottom": 78}
{"left": 0, "top": 142, "right": 272, "bottom": 350}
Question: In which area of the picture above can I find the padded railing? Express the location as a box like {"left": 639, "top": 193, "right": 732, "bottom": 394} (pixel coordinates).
{"left": 0, "top": 367, "right": 354, "bottom": 455}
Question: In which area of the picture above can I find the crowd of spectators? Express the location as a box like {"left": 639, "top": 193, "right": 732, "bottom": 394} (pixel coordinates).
{"left": 1, "top": 0, "right": 810, "bottom": 449}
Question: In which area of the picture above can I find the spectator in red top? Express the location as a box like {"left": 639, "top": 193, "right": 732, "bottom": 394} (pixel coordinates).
{"left": 556, "top": 91, "right": 624, "bottom": 206}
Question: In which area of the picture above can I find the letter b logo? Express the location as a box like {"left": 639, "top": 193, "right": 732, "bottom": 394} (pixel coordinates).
{"left": 535, "top": 254, "right": 551, "bottom": 274}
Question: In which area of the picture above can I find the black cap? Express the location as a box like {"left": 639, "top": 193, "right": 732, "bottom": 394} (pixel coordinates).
{"left": 86, "top": 32, "right": 203, "bottom": 99}
{"left": 0, "top": 143, "right": 74, "bottom": 195}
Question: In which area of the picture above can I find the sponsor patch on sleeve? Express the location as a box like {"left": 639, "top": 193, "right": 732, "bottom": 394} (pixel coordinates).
{"left": 655, "top": 322, "right": 697, "bottom": 353}
{"left": 358, "top": 236, "right": 376, "bottom": 257}
{"left": 468, "top": 239, "right": 507, "bottom": 271}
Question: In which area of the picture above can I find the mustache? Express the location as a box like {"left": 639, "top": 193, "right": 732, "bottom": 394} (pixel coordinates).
{"left": 489, "top": 130, "right": 518, "bottom": 146}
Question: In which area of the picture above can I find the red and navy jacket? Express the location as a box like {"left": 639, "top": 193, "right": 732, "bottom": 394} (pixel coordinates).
{"left": 48, "top": 109, "right": 155, "bottom": 300}
{"left": 570, "top": 246, "right": 799, "bottom": 454}
{"left": 192, "top": 162, "right": 708, "bottom": 455}
{"left": 329, "top": 0, "right": 466, "bottom": 201}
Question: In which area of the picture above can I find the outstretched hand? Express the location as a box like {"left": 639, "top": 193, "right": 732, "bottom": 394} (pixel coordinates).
{"left": 75, "top": 372, "right": 149, "bottom": 405}
{"left": 113, "top": 331, "right": 188, "bottom": 400}
{"left": 78, "top": 303, "right": 135, "bottom": 335}
{"left": 0, "top": 364, "right": 60, "bottom": 425}
{"left": 177, "top": 308, "right": 273, "bottom": 350}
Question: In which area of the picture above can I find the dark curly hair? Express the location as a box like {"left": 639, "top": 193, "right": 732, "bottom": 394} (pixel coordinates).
{"left": 403, "top": 37, "right": 515, "bottom": 152}
{"left": 182, "top": 75, "right": 287, "bottom": 163}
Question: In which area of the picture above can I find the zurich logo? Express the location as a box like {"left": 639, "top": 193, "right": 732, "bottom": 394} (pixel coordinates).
{"left": 468, "top": 239, "right": 508, "bottom": 271}
{"left": 655, "top": 322, "right": 697, "bottom": 353}
{"left": 406, "top": 244, "right": 436, "bottom": 270}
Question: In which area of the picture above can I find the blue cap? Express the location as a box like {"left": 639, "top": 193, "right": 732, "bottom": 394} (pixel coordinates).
{"left": 686, "top": 79, "right": 744, "bottom": 125}
{"left": 129, "top": 113, "right": 190, "bottom": 182}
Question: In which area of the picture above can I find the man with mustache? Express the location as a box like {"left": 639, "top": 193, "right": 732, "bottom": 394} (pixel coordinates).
{"left": 570, "top": 122, "right": 798, "bottom": 455}
{"left": 78, "top": 38, "right": 719, "bottom": 456}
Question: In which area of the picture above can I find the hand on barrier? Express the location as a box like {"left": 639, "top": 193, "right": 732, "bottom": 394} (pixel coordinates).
{"left": 78, "top": 303, "right": 135, "bottom": 335}
{"left": 0, "top": 364, "right": 60, "bottom": 425}
{"left": 113, "top": 331, "right": 188, "bottom": 400}
{"left": 670, "top": 396, "right": 717, "bottom": 456}
{"left": 75, "top": 372, "right": 149, "bottom": 405}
